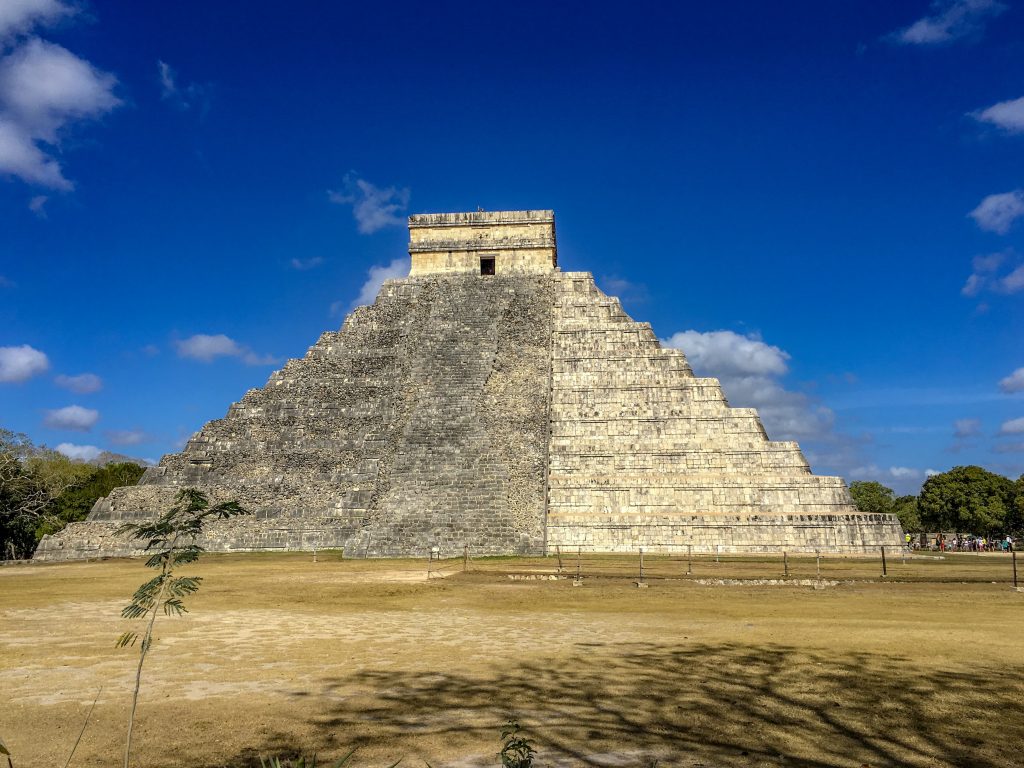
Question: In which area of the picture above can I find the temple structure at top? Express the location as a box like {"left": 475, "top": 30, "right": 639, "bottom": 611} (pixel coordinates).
{"left": 408, "top": 210, "right": 557, "bottom": 275}
{"left": 36, "top": 209, "right": 904, "bottom": 561}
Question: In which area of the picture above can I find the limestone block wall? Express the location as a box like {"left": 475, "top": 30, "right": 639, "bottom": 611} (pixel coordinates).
{"left": 544, "top": 272, "right": 904, "bottom": 552}
{"left": 408, "top": 248, "right": 556, "bottom": 276}
{"left": 408, "top": 210, "right": 556, "bottom": 275}
{"left": 546, "top": 513, "right": 905, "bottom": 554}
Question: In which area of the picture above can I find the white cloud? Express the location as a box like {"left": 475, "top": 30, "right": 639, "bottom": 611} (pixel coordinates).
{"left": 290, "top": 256, "right": 324, "bottom": 271}
{"left": 0, "top": 38, "right": 120, "bottom": 190}
{"left": 849, "top": 465, "right": 881, "bottom": 479}
{"left": 28, "top": 192, "right": 46, "bottom": 215}
{"left": 157, "top": 59, "right": 211, "bottom": 113}
{"left": 999, "top": 417, "right": 1024, "bottom": 435}
{"left": 999, "top": 367, "right": 1024, "bottom": 393}
{"left": 328, "top": 174, "right": 410, "bottom": 234}
{"left": 892, "top": 0, "right": 1006, "bottom": 45}
{"left": 44, "top": 404, "right": 98, "bottom": 431}
{"left": 0, "top": 343, "right": 49, "bottom": 382}
{"left": 953, "top": 418, "right": 982, "bottom": 437}
{"left": 175, "top": 333, "right": 276, "bottom": 365}
{"left": 0, "top": 0, "right": 72, "bottom": 39}
{"left": 106, "top": 429, "right": 146, "bottom": 446}
{"left": 925, "top": 468, "right": 941, "bottom": 477}
{"left": 999, "top": 264, "right": 1024, "bottom": 293}
{"left": 662, "top": 330, "right": 789, "bottom": 377}
{"left": 993, "top": 442, "right": 1024, "bottom": 453}
{"left": 962, "top": 249, "right": 1024, "bottom": 297}
{"left": 969, "top": 191, "right": 1024, "bottom": 235}
{"left": 601, "top": 276, "right": 649, "bottom": 306}
{"left": 889, "top": 466, "right": 922, "bottom": 480}
{"left": 972, "top": 95, "right": 1024, "bottom": 133}
{"left": 55, "top": 442, "right": 101, "bottom": 461}
{"left": 55, "top": 372, "right": 101, "bottom": 393}
{"left": 662, "top": 329, "right": 832, "bottom": 440}
{"left": 344, "top": 256, "right": 410, "bottom": 312}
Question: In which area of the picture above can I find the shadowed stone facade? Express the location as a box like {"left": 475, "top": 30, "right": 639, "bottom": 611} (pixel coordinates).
{"left": 36, "top": 210, "right": 903, "bottom": 560}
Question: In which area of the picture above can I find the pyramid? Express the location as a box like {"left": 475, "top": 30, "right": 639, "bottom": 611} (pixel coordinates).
{"left": 36, "top": 210, "right": 903, "bottom": 560}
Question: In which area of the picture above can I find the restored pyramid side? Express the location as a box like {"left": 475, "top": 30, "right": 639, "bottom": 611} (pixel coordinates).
{"left": 545, "top": 272, "right": 904, "bottom": 553}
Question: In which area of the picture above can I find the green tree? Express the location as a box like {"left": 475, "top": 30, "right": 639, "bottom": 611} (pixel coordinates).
{"left": 848, "top": 480, "right": 895, "bottom": 515}
{"left": 0, "top": 429, "right": 92, "bottom": 559}
{"left": 40, "top": 461, "right": 146, "bottom": 537}
{"left": 1008, "top": 475, "right": 1024, "bottom": 536}
{"left": 116, "top": 488, "right": 250, "bottom": 768}
{"left": 917, "top": 466, "right": 1013, "bottom": 534}
{"left": 892, "top": 494, "right": 921, "bottom": 532}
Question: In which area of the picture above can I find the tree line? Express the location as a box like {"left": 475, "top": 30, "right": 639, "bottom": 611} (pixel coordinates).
{"left": 0, "top": 429, "right": 145, "bottom": 560}
{"left": 849, "top": 466, "right": 1024, "bottom": 535}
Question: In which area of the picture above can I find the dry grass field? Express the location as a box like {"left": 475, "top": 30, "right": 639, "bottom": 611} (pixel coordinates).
{"left": 2, "top": 552, "right": 1022, "bottom": 768}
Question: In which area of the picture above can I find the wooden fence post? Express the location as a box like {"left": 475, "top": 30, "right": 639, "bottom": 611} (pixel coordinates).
{"left": 880, "top": 546, "right": 887, "bottom": 578}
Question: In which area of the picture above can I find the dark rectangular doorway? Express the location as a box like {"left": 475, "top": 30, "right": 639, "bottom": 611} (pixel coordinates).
{"left": 480, "top": 257, "right": 495, "bottom": 275}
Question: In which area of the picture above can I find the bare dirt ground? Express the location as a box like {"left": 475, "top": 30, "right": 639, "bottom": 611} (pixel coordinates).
{"left": 1, "top": 552, "right": 1022, "bottom": 768}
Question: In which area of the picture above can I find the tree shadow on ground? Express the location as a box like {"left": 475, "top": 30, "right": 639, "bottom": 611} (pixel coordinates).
{"left": 220, "top": 641, "right": 1024, "bottom": 768}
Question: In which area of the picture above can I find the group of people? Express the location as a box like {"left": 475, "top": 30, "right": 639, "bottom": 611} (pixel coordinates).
{"left": 915, "top": 534, "right": 1015, "bottom": 552}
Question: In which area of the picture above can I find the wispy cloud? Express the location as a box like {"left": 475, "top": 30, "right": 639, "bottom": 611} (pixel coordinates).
{"left": 849, "top": 464, "right": 927, "bottom": 482}
{"left": 44, "top": 404, "right": 98, "bottom": 431}
{"left": 962, "top": 249, "right": 1024, "bottom": 296}
{"left": 336, "top": 257, "right": 411, "bottom": 315}
{"left": 953, "top": 418, "right": 982, "bottom": 438}
{"left": 0, "top": 343, "right": 49, "bottom": 382}
{"left": 999, "top": 367, "right": 1024, "bottom": 394}
{"left": 55, "top": 442, "right": 102, "bottom": 461}
{"left": 27, "top": 192, "right": 47, "bottom": 216}
{"left": 55, "top": 372, "right": 102, "bottom": 393}
{"left": 0, "top": 0, "right": 73, "bottom": 40}
{"left": 889, "top": 466, "right": 922, "bottom": 480}
{"left": 600, "top": 276, "right": 650, "bottom": 306}
{"left": 890, "top": 0, "right": 1006, "bottom": 45}
{"left": 662, "top": 329, "right": 833, "bottom": 440}
{"left": 999, "top": 417, "right": 1024, "bottom": 435}
{"left": 175, "top": 333, "right": 276, "bottom": 365}
{"left": 290, "top": 256, "right": 324, "bottom": 271}
{"left": 993, "top": 441, "right": 1024, "bottom": 453}
{"left": 106, "top": 429, "right": 147, "bottom": 446}
{"left": 328, "top": 174, "right": 410, "bottom": 234}
{"left": 972, "top": 95, "right": 1024, "bottom": 134}
{"left": 969, "top": 191, "right": 1024, "bottom": 235}
{"left": 157, "top": 60, "right": 212, "bottom": 114}
{"left": 0, "top": 34, "right": 120, "bottom": 190}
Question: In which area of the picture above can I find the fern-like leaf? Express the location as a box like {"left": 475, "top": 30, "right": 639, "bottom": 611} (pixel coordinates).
{"left": 116, "top": 631, "right": 138, "bottom": 648}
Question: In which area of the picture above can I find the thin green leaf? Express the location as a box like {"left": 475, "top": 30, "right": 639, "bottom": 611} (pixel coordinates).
{"left": 162, "top": 598, "right": 187, "bottom": 616}
{"left": 331, "top": 748, "right": 358, "bottom": 768}
{"left": 116, "top": 631, "right": 137, "bottom": 648}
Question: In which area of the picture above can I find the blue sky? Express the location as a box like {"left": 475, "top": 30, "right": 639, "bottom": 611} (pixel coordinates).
{"left": 1, "top": 0, "right": 1023, "bottom": 494}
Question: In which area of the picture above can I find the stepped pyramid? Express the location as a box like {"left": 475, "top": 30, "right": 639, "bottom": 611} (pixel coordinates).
{"left": 36, "top": 210, "right": 902, "bottom": 560}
